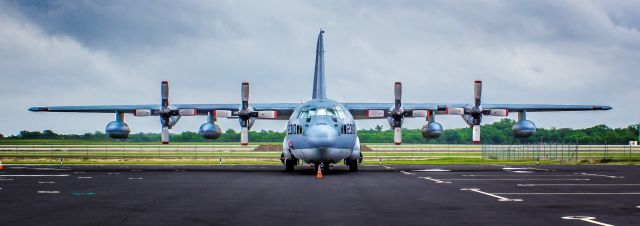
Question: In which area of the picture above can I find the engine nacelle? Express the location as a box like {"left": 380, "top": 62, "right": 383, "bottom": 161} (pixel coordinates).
{"left": 512, "top": 120, "right": 536, "bottom": 137}
{"left": 105, "top": 121, "right": 131, "bottom": 139}
{"left": 199, "top": 122, "right": 222, "bottom": 139}
{"left": 421, "top": 122, "right": 443, "bottom": 139}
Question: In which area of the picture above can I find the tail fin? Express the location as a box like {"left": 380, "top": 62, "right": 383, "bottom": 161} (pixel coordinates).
{"left": 312, "top": 30, "right": 326, "bottom": 99}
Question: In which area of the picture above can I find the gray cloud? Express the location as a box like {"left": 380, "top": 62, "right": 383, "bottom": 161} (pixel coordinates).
{"left": 1, "top": 0, "right": 638, "bottom": 135}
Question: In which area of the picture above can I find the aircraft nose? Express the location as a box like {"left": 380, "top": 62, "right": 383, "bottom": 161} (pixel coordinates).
{"left": 306, "top": 124, "right": 338, "bottom": 148}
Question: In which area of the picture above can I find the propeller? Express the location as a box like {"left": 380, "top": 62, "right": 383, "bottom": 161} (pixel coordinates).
{"left": 469, "top": 80, "right": 483, "bottom": 144}
{"left": 150, "top": 81, "right": 196, "bottom": 144}
{"left": 238, "top": 82, "right": 252, "bottom": 146}
{"left": 388, "top": 82, "right": 408, "bottom": 145}
{"left": 160, "top": 81, "right": 172, "bottom": 144}
{"left": 235, "top": 82, "right": 278, "bottom": 146}
{"left": 448, "top": 81, "right": 508, "bottom": 144}
{"left": 390, "top": 82, "right": 404, "bottom": 145}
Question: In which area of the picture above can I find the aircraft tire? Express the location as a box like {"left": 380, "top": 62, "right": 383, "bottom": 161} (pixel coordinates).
{"left": 347, "top": 159, "right": 358, "bottom": 172}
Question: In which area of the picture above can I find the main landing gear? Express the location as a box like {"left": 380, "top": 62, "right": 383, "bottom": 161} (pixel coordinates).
{"left": 345, "top": 159, "right": 358, "bottom": 172}
{"left": 345, "top": 152, "right": 363, "bottom": 172}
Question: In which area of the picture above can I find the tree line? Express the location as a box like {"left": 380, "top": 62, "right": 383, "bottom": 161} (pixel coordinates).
{"left": 4, "top": 119, "right": 639, "bottom": 144}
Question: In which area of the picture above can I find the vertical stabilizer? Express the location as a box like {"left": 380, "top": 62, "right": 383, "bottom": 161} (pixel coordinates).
{"left": 312, "top": 30, "right": 326, "bottom": 99}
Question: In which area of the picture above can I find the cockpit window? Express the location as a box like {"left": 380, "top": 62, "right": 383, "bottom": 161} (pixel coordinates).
{"left": 297, "top": 106, "right": 345, "bottom": 119}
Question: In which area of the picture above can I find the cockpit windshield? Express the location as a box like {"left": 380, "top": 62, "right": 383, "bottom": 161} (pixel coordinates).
{"left": 297, "top": 105, "right": 346, "bottom": 119}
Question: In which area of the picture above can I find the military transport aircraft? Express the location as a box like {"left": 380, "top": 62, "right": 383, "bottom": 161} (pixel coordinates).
{"left": 29, "top": 30, "right": 611, "bottom": 172}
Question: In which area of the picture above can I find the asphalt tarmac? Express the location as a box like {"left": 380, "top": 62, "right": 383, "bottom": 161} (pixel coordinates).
{"left": 0, "top": 164, "right": 638, "bottom": 226}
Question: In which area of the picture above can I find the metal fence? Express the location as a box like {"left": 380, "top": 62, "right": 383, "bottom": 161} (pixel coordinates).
{"left": 482, "top": 144, "right": 640, "bottom": 161}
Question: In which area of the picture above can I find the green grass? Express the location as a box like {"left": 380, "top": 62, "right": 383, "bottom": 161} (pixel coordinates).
{"left": 0, "top": 139, "right": 280, "bottom": 145}
{"left": 1, "top": 159, "right": 283, "bottom": 165}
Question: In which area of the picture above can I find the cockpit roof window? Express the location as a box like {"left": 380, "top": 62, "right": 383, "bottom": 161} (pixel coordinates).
{"left": 297, "top": 106, "right": 344, "bottom": 119}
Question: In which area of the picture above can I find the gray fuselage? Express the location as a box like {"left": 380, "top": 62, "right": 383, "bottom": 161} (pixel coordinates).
{"left": 282, "top": 98, "right": 360, "bottom": 164}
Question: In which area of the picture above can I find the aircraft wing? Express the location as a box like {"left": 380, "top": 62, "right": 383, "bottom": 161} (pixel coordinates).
{"left": 29, "top": 103, "right": 300, "bottom": 120}
{"left": 479, "top": 104, "right": 612, "bottom": 112}
{"left": 29, "top": 105, "right": 160, "bottom": 114}
{"left": 342, "top": 103, "right": 611, "bottom": 120}
{"left": 343, "top": 103, "right": 447, "bottom": 120}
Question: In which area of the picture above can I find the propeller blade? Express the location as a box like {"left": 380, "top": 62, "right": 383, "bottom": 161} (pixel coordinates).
{"left": 411, "top": 110, "right": 428, "bottom": 118}
{"left": 241, "top": 82, "right": 249, "bottom": 109}
{"left": 393, "top": 127, "right": 402, "bottom": 145}
{"left": 161, "top": 126, "right": 170, "bottom": 144}
{"left": 394, "top": 82, "right": 402, "bottom": 108}
{"left": 472, "top": 125, "right": 480, "bottom": 144}
{"left": 240, "top": 127, "right": 249, "bottom": 146}
{"left": 161, "top": 81, "right": 169, "bottom": 108}
{"left": 134, "top": 109, "right": 152, "bottom": 117}
{"left": 487, "top": 109, "right": 509, "bottom": 117}
{"left": 366, "top": 110, "right": 385, "bottom": 118}
{"left": 448, "top": 108, "right": 465, "bottom": 115}
{"left": 257, "top": 110, "right": 278, "bottom": 119}
{"left": 474, "top": 80, "right": 482, "bottom": 107}
{"left": 215, "top": 110, "right": 233, "bottom": 118}
{"left": 178, "top": 109, "right": 197, "bottom": 116}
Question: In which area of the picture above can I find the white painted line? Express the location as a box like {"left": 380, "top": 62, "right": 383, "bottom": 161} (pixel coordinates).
{"left": 77, "top": 177, "right": 92, "bottom": 179}
{"left": 562, "top": 216, "right": 613, "bottom": 226}
{"left": 413, "top": 169, "right": 450, "bottom": 172}
{"left": 518, "top": 184, "right": 640, "bottom": 187}
{"left": 0, "top": 174, "right": 69, "bottom": 177}
{"left": 460, "top": 188, "right": 522, "bottom": 202}
{"left": 37, "top": 191, "right": 60, "bottom": 194}
{"left": 128, "top": 177, "right": 143, "bottom": 180}
{"left": 418, "top": 177, "right": 451, "bottom": 184}
{"left": 73, "top": 171, "right": 85, "bottom": 174}
{"left": 0, "top": 179, "right": 14, "bottom": 181}
{"left": 503, "top": 167, "right": 548, "bottom": 171}
{"left": 495, "top": 192, "right": 640, "bottom": 195}
{"left": 400, "top": 171, "right": 415, "bottom": 175}
{"left": 434, "top": 178, "right": 590, "bottom": 181}
{"left": 580, "top": 173, "right": 623, "bottom": 179}
{"left": 38, "top": 181, "right": 55, "bottom": 184}
{"left": 33, "top": 168, "right": 71, "bottom": 171}
{"left": 464, "top": 174, "right": 590, "bottom": 177}
{"left": 107, "top": 173, "right": 120, "bottom": 175}
{"left": 383, "top": 166, "right": 393, "bottom": 169}
{"left": 511, "top": 171, "right": 533, "bottom": 173}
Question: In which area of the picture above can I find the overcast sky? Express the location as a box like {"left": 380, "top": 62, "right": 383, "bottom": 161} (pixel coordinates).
{"left": 1, "top": 0, "right": 638, "bottom": 136}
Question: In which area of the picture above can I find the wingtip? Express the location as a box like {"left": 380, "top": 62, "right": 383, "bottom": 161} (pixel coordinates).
{"left": 594, "top": 106, "right": 612, "bottom": 110}
{"left": 29, "top": 107, "right": 48, "bottom": 112}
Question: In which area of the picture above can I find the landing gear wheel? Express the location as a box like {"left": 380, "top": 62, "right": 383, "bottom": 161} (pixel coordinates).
{"left": 285, "top": 158, "right": 297, "bottom": 172}
{"left": 347, "top": 159, "right": 358, "bottom": 172}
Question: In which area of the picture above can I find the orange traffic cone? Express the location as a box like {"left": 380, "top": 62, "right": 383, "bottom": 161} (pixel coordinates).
{"left": 316, "top": 166, "right": 323, "bottom": 179}
{"left": 0, "top": 160, "right": 4, "bottom": 170}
